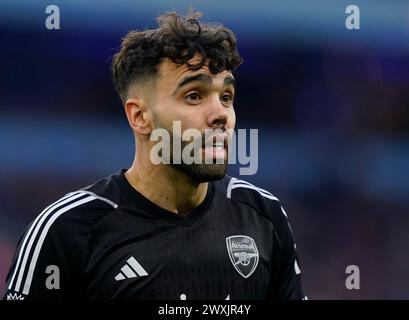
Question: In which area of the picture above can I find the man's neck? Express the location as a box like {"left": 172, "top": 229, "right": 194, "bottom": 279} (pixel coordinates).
{"left": 124, "top": 161, "right": 208, "bottom": 216}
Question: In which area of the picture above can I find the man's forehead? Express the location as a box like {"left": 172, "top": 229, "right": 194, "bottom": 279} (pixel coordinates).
{"left": 159, "top": 57, "right": 234, "bottom": 85}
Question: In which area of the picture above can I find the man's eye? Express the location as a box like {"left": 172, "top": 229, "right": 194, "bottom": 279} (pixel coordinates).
{"left": 221, "top": 93, "right": 233, "bottom": 103}
{"left": 185, "top": 92, "right": 201, "bottom": 102}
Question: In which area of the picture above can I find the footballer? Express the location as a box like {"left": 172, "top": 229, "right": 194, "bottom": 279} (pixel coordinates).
{"left": 3, "top": 11, "right": 306, "bottom": 300}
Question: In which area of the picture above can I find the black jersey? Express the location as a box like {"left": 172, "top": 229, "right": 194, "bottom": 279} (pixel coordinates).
{"left": 3, "top": 169, "right": 306, "bottom": 300}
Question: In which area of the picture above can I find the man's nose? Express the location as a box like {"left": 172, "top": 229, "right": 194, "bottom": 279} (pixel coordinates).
{"left": 207, "top": 96, "right": 229, "bottom": 128}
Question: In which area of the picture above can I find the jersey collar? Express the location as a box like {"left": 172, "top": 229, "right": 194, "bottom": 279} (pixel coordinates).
{"left": 115, "top": 169, "right": 215, "bottom": 226}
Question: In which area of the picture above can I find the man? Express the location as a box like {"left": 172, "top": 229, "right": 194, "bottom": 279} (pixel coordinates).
{"left": 3, "top": 11, "right": 306, "bottom": 300}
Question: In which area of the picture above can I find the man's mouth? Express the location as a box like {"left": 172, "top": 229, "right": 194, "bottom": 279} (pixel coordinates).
{"left": 203, "top": 134, "right": 228, "bottom": 148}
{"left": 211, "top": 141, "right": 225, "bottom": 152}
{"left": 201, "top": 134, "right": 229, "bottom": 160}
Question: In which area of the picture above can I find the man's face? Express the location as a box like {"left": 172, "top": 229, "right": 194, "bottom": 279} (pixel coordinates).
{"left": 150, "top": 56, "right": 236, "bottom": 182}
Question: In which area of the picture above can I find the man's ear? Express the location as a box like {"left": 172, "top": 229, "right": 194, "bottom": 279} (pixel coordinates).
{"left": 124, "top": 97, "right": 153, "bottom": 136}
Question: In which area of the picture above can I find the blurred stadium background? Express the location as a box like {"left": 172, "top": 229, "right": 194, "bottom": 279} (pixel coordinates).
{"left": 1, "top": 0, "right": 409, "bottom": 299}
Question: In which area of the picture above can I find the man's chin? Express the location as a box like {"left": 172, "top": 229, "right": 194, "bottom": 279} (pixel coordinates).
{"left": 172, "top": 163, "right": 228, "bottom": 183}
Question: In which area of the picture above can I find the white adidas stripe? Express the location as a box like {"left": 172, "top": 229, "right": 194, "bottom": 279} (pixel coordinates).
{"left": 115, "top": 273, "right": 125, "bottom": 281}
{"left": 226, "top": 177, "right": 236, "bottom": 199}
{"left": 23, "top": 195, "right": 97, "bottom": 295}
{"left": 127, "top": 256, "right": 148, "bottom": 277}
{"left": 231, "top": 184, "right": 278, "bottom": 201}
{"left": 121, "top": 264, "right": 137, "bottom": 278}
{"left": 9, "top": 191, "right": 86, "bottom": 291}
{"left": 281, "top": 206, "right": 288, "bottom": 218}
{"left": 294, "top": 260, "right": 301, "bottom": 275}
{"left": 227, "top": 178, "right": 279, "bottom": 201}
{"left": 232, "top": 179, "right": 276, "bottom": 198}
{"left": 79, "top": 190, "right": 119, "bottom": 209}
{"left": 228, "top": 177, "right": 274, "bottom": 197}
{"left": 10, "top": 190, "right": 118, "bottom": 294}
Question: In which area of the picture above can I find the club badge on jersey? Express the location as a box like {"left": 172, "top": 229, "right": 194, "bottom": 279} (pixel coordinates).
{"left": 226, "top": 235, "right": 259, "bottom": 279}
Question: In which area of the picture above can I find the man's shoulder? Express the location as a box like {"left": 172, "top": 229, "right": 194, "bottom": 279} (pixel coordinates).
{"left": 214, "top": 175, "right": 287, "bottom": 225}
{"left": 33, "top": 171, "right": 125, "bottom": 238}
{"left": 3, "top": 172, "right": 127, "bottom": 300}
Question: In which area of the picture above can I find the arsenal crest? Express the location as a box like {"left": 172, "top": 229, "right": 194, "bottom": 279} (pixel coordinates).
{"left": 226, "top": 235, "right": 259, "bottom": 279}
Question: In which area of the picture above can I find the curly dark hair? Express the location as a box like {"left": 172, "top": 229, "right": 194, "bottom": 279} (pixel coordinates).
{"left": 111, "top": 11, "right": 243, "bottom": 103}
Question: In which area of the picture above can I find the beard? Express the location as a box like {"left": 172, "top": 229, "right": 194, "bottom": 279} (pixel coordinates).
{"left": 152, "top": 116, "right": 228, "bottom": 183}
{"left": 173, "top": 160, "right": 227, "bottom": 183}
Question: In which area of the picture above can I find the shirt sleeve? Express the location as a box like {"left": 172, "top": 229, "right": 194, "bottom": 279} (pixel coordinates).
{"left": 3, "top": 218, "right": 82, "bottom": 300}
{"left": 267, "top": 204, "right": 307, "bottom": 300}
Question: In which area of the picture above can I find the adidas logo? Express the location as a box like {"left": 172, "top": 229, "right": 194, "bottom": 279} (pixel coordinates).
{"left": 115, "top": 256, "right": 148, "bottom": 281}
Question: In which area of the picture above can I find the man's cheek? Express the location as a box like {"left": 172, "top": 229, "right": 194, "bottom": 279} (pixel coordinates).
{"left": 228, "top": 112, "right": 236, "bottom": 128}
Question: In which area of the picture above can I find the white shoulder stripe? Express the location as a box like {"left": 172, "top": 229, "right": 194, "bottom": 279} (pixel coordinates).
{"left": 226, "top": 177, "right": 236, "bottom": 199}
{"left": 22, "top": 195, "right": 96, "bottom": 295}
{"left": 232, "top": 183, "right": 275, "bottom": 198}
{"left": 226, "top": 177, "right": 279, "bottom": 201}
{"left": 79, "top": 190, "right": 118, "bottom": 209}
{"left": 232, "top": 178, "right": 275, "bottom": 197}
{"left": 9, "top": 188, "right": 118, "bottom": 294}
{"left": 281, "top": 206, "right": 288, "bottom": 218}
{"left": 9, "top": 191, "right": 86, "bottom": 292}
{"left": 294, "top": 259, "right": 301, "bottom": 275}
{"left": 231, "top": 184, "right": 279, "bottom": 201}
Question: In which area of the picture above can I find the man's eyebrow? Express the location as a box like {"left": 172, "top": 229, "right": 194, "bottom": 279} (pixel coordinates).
{"left": 172, "top": 73, "right": 236, "bottom": 96}
{"left": 224, "top": 76, "right": 236, "bottom": 89}
{"left": 173, "top": 73, "right": 212, "bottom": 95}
